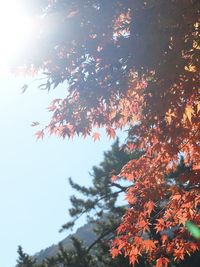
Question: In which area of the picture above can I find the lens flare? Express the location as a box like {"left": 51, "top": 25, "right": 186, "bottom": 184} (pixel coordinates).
{"left": 0, "top": 1, "right": 36, "bottom": 69}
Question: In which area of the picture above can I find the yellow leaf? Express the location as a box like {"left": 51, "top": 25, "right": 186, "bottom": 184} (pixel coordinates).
{"left": 194, "top": 22, "right": 200, "bottom": 30}
{"left": 184, "top": 64, "right": 196, "bottom": 72}
{"left": 185, "top": 105, "right": 194, "bottom": 123}
{"left": 196, "top": 101, "right": 200, "bottom": 113}
{"left": 165, "top": 109, "right": 175, "bottom": 124}
{"left": 193, "top": 40, "right": 200, "bottom": 50}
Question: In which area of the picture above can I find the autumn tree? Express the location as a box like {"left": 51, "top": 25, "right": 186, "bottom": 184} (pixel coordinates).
{"left": 16, "top": 142, "right": 199, "bottom": 267}
{"left": 12, "top": 0, "right": 200, "bottom": 266}
{"left": 59, "top": 142, "right": 200, "bottom": 267}
{"left": 63, "top": 146, "right": 200, "bottom": 267}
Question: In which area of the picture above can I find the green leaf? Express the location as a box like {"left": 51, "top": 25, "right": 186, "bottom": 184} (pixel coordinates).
{"left": 185, "top": 221, "right": 200, "bottom": 239}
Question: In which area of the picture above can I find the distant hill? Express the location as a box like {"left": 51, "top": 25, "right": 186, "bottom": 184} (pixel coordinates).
{"left": 34, "top": 222, "right": 97, "bottom": 263}
{"left": 33, "top": 219, "right": 200, "bottom": 267}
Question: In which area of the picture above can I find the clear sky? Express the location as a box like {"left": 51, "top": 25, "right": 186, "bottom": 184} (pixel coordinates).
{"left": 0, "top": 75, "right": 116, "bottom": 267}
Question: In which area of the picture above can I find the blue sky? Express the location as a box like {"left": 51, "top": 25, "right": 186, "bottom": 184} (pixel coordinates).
{"left": 0, "top": 75, "right": 117, "bottom": 267}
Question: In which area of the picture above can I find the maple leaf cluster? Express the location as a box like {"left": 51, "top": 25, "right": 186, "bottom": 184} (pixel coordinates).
{"left": 12, "top": 0, "right": 200, "bottom": 266}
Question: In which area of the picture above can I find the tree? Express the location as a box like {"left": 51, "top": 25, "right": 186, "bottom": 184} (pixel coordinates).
{"left": 16, "top": 142, "right": 199, "bottom": 267}
{"left": 61, "top": 139, "right": 137, "bottom": 267}
{"left": 61, "top": 142, "right": 200, "bottom": 267}
{"left": 13, "top": 0, "right": 199, "bottom": 266}
{"left": 16, "top": 140, "right": 141, "bottom": 267}
{"left": 16, "top": 246, "right": 36, "bottom": 267}
{"left": 42, "top": 238, "right": 95, "bottom": 267}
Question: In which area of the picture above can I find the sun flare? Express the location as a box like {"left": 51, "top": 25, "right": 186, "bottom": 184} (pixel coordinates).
{"left": 0, "top": 1, "right": 36, "bottom": 69}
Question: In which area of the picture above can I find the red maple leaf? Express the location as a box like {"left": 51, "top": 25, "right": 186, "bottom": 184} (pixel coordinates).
{"left": 92, "top": 132, "right": 101, "bottom": 141}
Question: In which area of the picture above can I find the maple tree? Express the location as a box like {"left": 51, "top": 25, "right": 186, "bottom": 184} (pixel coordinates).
{"left": 12, "top": 0, "right": 200, "bottom": 266}
{"left": 62, "top": 142, "right": 200, "bottom": 267}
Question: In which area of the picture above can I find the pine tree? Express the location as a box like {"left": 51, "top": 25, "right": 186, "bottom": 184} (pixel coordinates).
{"left": 60, "top": 138, "right": 146, "bottom": 267}
{"left": 16, "top": 139, "right": 137, "bottom": 267}
{"left": 63, "top": 138, "right": 138, "bottom": 229}
{"left": 16, "top": 246, "right": 36, "bottom": 267}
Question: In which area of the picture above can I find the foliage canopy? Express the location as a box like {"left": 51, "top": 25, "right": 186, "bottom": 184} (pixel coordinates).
{"left": 14, "top": 0, "right": 200, "bottom": 266}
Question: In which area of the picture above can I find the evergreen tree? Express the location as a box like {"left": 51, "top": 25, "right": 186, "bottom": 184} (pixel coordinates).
{"left": 63, "top": 138, "right": 138, "bottom": 229}
{"left": 16, "top": 246, "right": 36, "bottom": 267}
{"left": 58, "top": 138, "right": 145, "bottom": 266}
{"left": 16, "top": 139, "right": 137, "bottom": 267}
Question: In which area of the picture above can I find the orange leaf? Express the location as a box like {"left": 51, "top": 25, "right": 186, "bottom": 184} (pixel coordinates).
{"left": 129, "top": 254, "right": 138, "bottom": 266}
{"left": 111, "top": 175, "right": 118, "bottom": 181}
{"left": 111, "top": 248, "right": 120, "bottom": 258}
{"left": 145, "top": 200, "right": 155, "bottom": 216}
{"left": 138, "top": 220, "right": 150, "bottom": 232}
{"left": 143, "top": 240, "right": 156, "bottom": 253}
{"left": 92, "top": 132, "right": 100, "bottom": 141}
{"left": 155, "top": 218, "right": 165, "bottom": 233}
{"left": 156, "top": 257, "right": 169, "bottom": 267}
{"left": 35, "top": 130, "right": 44, "bottom": 140}
{"left": 106, "top": 127, "right": 116, "bottom": 139}
{"left": 129, "top": 247, "right": 139, "bottom": 266}
{"left": 161, "top": 234, "right": 168, "bottom": 244}
{"left": 128, "top": 142, "right": 135, "bottom": 151}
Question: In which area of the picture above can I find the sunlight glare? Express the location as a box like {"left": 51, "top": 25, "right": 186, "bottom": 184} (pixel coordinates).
{"left": 0, "top": 1, "right": 36, "bottom": 69}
